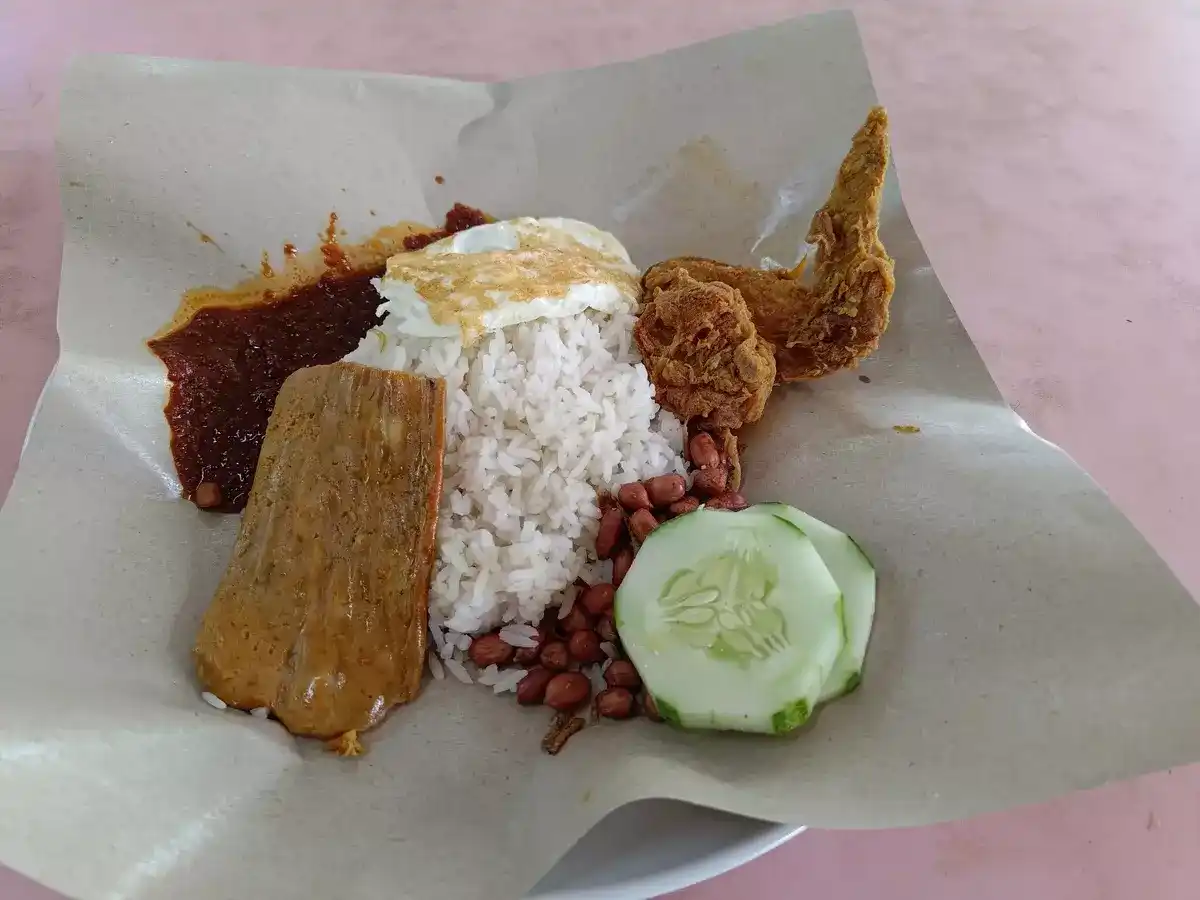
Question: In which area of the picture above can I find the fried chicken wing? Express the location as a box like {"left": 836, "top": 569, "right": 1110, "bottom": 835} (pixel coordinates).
{"left": 633, "top": 269, "right": 776, "bottom": 430}
{"left": 644, "top": 107, "right": 895, "bottom": 383}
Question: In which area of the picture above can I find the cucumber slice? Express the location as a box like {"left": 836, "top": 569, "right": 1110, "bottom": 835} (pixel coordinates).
{"left": 751, "top": 504, "right": 877, "bottom": 702}
{"left": 614, "top": 507, "right": 845, "bottom": 735}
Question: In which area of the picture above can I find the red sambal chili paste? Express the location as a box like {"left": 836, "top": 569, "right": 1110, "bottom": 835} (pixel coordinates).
{"left": 148, "top": 204, "right": 488, "bottom": 513}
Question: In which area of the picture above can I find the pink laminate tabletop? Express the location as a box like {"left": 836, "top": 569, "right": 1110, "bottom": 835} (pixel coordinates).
{"left": 3, "top": 0, "right": 1200, "bottom": 898}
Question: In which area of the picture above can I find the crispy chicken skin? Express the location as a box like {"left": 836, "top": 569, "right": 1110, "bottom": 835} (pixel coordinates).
{"left": 633, "top": 269, "right": 776, "bottom": 430}
{"left": 644, "top": 107, "right": 894, "bottom": 384}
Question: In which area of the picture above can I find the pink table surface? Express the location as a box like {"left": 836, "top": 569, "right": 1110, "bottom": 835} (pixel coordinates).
{"left": 4, "top": 0, "right": 1200, "bottom": 897}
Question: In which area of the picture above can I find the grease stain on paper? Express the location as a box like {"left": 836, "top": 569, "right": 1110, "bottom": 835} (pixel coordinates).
{"left": 612, "top": 135, "right": 769, "bottom": 263}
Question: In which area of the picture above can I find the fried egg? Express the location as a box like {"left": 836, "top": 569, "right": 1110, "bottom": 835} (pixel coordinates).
{"left": 370, "top": 217, "right": 639, "bottom": 343}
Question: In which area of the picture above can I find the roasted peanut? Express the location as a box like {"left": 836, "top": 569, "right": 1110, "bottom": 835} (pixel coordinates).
{"left": 616, "top": 482, "right": 652, "bottom": 512}
{"left": 644, "top": 474, "right": 686, "bottom": 507}
{"left": 515, "top": 623, "right": 549, "bottom": 664}
{"left": 595, "top": 687, "right": 635, "bottom": 719}
{"left": 705, "top": 491, "right": 749, "bottom": 511}
{"left": 628, "top": 508, "right": 659, "bottom": 542}
{"left": 595, "top": 614, "right": 619, "bottom": 643}
{"left": 668, "top": 496, "right": 701, "bottom": 517}
{"left": 514, "top": 646, "right": 541, "bottom": 666}
{"left": 516, "top": 666, "right": 554, "bottom": 705}
{"left": 539, "top": 640, "right": 571, "bottom": 672}
{"left": 468, "top": 632, "right": 515, "bottom": 667}
{"left": 691, "top": 467, "right": 727, "bottom": 498}
{"left": 688, "top": 432, "right": 721, "bottom": 470}
{"left": 612, "top": 547, "right": 634, "bottom": 587}
{"left": 544, "top": 672, "right": 591, "bottom": 711}
{"left": 595, "top": 508, "right": 626, "bottom": 560}
{"left": 603, "top": 659, "right": 642, "bottom": 690}
{"left": 194, "top": 481, "right": 223, "bottom": 509}
{"left": 568, "top": 629, "right": 606, "bottom": 664}
{"left": 580, "top": 583, "right": 616, "bottom": 617}
{"left": 560, "top": 604, "right": 591, "bottom": 633}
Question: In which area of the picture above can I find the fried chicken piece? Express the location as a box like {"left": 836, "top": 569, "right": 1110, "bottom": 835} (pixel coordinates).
{"left": 634, "top": 269, "right": 776, "bottom": 430}
{"left": 644, "top": 107, "right": 895, "bottom": 383}
{"left": 327, "top": 730, "right": 366, "bottom": 757}
{"left": 643, "top": 261, "right": 801, "bottom": 381}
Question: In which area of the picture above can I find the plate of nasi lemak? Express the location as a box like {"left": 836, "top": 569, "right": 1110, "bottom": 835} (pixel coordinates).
{"left": 159, "top": 100, "right": 888, "bottom": 757}
{"left": 6, "top": 11, "right": 1200, "bottom": 900}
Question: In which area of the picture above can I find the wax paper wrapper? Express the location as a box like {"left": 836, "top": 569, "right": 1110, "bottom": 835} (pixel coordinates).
{"left": 3, "top": 11, "right": 1200, "bottom": 900}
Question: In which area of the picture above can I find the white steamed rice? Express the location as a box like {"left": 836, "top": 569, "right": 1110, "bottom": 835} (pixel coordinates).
{"left": 350, "top": 301, "right": 686, "bottom": 665}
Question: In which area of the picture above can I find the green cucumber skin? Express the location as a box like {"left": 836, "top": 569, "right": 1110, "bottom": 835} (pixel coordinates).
{"left": 827, "top": 528, "right": 873, "bottom": 698}
{"left": 657, "top": 697, "right": 811, "bottom": 734}
{"left": 770, "top": 699, "right": 811, "bottom": 734}
{"left": 847, "top": 534, "right": 873, "bottom": 566}
{"left": 654, "top": 696, "right": 683, "bottom": 728}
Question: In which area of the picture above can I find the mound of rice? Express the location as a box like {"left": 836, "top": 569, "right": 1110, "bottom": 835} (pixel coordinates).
{"left": 347, "top": 301, "right": 686, "bottom": 657}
